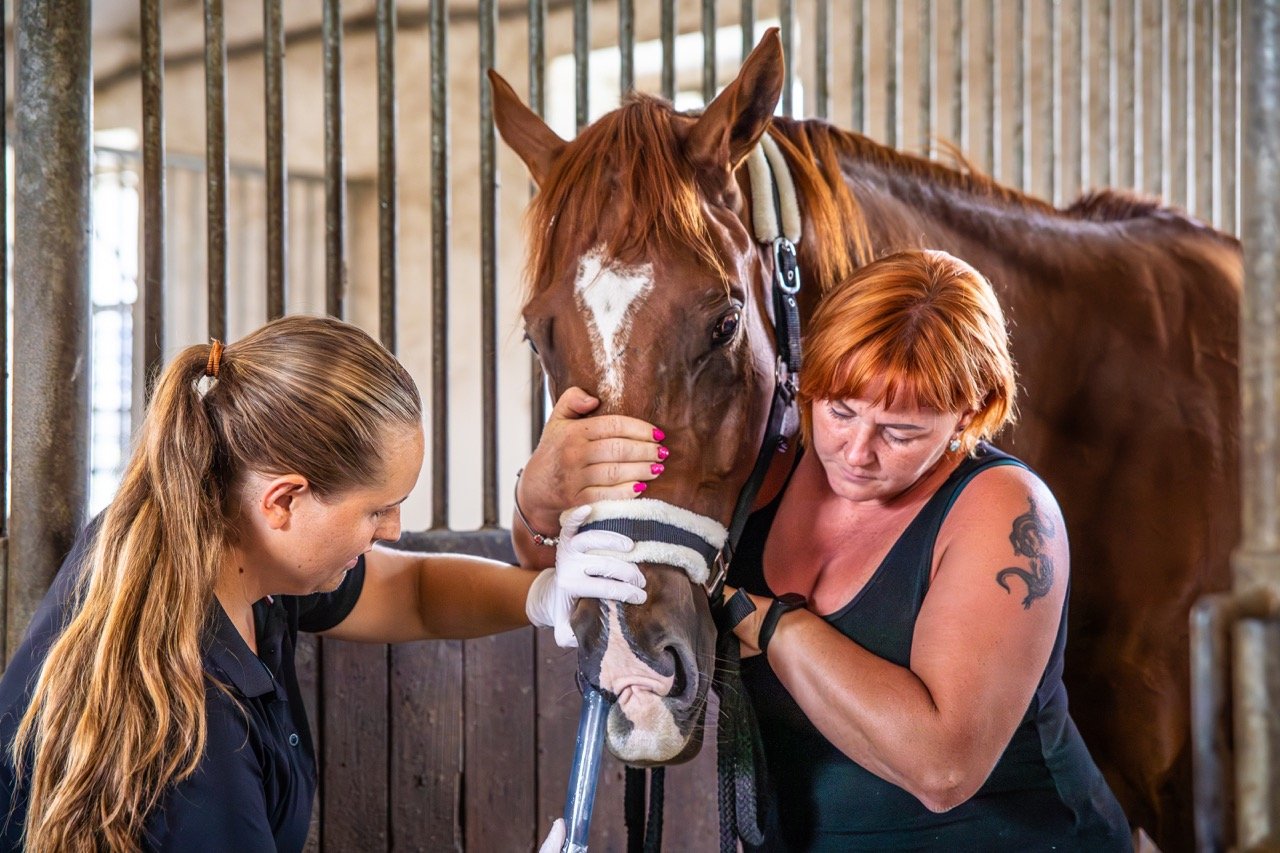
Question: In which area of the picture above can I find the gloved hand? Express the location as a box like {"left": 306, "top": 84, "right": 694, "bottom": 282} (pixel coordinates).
{"left": 538, "top": 817, "right": 566, "bottom": 853}
{"left": 526, "top": 505, "right": 646, "bottom": 647}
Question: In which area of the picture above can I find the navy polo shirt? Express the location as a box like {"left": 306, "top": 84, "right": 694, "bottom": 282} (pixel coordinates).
{"left": 0, "top": 519, "right": 366, "bottom": 852}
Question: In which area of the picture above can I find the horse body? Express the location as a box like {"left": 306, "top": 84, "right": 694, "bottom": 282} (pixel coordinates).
{"left": 494, "top": 31, "right": 1239, "bottom": 851}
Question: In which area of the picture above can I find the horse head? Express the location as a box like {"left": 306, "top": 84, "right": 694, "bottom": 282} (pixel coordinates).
{"left": 492, "top": 32, "right": 787, "bottom": 765}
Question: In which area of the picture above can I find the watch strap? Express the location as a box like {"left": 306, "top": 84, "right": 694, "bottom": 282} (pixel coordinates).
{"left": 758, "top": 595, "right": 803, "bottom": 657}
{"left": 723, "top": 588, "right": 757, "bottom": 630}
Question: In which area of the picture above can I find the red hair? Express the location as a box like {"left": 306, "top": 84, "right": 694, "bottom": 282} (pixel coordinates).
{"left": 797, "top": 250, "right": 1017, "bottom": 452}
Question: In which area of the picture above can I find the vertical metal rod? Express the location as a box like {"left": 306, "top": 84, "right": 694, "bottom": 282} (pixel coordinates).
{"left": 480, "top": 0, "right": 499, "bottom": 527}
{"left": 1014, "top": 0, "right": 1026, "bottom": 189}
{"left": 741, "top": 0, "right": 755, "bottom": 61}
{"left": 921, "top": 0, "right": 934, "bottom": 156}
{"left": 1235, "top": 0, "right": 1280, "bottom": 845}
{"left": 982, "top": 0, "right": 996, "bottom": 173}
{"left": 376, "top": 0, "right": 397, "bottom": 351}
{"left": 887, "top": 0, "right": 899, "bottom": 148}
{"left": 204, "top": 0, "right": 228, "bottom": 340}
{"left": 0, "top": 0, "right": 8, "bottom": 563}
{"left": 574, "top": 0, "right": 589, "bottom": 132}
{"left": 323, "top": 0, "right": 347, "bottom": 319}
{"left": 140, "top": 0, "right": 165, "bottom": 395}
{"left": 1190, "top": 594, "right": 1235, "bottom": 853}
{"left": 702, "top": 0, "right": 716, "bottom": 105}
{"left": 815, "top": 0, "right": 830, "bottom": 119}
{"left": 780, "top": 0, "right": 794, "bottom": 116}
{"left": 951, "top": 0, "right": 964, "bottom": 147}
{"left": 1216, "top": 0, "right": 1239, "bottom": 232}
{"left": 662, "top": 0, "right": 675, "bottom": 101}
{"left": 430, "top": 0, "right": 449, "bottom": 529}
{"left": 620, "top": 0, "right": 634, "bottom": 95}
{"left": 263, "top": 0, "right": 287, "bottom": 320}
{"left": 12, "top": 0, "right": 92, "bottom": 655}
{"left": 852, "top": 0, "right": 865, "bottom": 133}
{"left": 529, "top": 0, "right": 547, "bottom": 446}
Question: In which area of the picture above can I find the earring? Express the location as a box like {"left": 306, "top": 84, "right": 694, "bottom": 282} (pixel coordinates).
{"left": 948, "top": 437, "right": 962, "bottom": 453}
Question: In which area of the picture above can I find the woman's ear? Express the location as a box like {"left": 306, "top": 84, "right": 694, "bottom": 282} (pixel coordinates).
{"left": 258, "top": 474, "right": 309, "bottom": 530}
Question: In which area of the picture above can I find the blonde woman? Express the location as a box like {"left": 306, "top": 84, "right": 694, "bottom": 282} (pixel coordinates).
{"left": 0, "top": 315, "right": 645, "bottom": 851}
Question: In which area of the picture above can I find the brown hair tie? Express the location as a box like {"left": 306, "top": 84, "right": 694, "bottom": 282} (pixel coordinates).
{"left": 205, "top": 339, "right": 224, "bottom": 378}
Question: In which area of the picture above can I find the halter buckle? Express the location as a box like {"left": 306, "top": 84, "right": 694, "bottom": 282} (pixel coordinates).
{"left": 705, "top": 543, "right": 734, "bottom": 603}
{"left": 772, "top": 237, "right": 801, "bottom": 295}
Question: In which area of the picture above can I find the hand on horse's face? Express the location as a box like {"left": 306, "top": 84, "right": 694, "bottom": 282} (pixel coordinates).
{"left": 519, "top": 386, "right": 668, "bottom": 529}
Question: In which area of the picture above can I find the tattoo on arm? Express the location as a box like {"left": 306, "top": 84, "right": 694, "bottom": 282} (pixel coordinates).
{"left": 995, "top": 497, "right": 1055, "bottom": 609}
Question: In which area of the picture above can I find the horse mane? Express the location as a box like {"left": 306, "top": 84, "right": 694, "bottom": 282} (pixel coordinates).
{"left": 525, "top": 93, "right": 731, "bottom": 298}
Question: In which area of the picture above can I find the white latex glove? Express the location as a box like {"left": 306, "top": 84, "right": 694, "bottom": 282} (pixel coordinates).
{"left": 525, "top": 505, "right": 646, "bottom": 648}
{"left": 538, "top": 817, "right": 567, "bottom": 853}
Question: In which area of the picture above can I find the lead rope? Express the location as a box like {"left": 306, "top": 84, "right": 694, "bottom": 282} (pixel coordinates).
{"left": 618, "top": 131, "right": 801, "bottom": 852}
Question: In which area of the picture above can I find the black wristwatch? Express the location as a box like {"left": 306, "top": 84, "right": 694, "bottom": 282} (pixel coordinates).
{"left": 758, "top": 592, "right": 807, "bottom": 658}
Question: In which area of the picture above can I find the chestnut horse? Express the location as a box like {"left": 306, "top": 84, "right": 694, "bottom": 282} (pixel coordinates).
{"left": 492, "top": 30, "right": 1239, "bottom": 852}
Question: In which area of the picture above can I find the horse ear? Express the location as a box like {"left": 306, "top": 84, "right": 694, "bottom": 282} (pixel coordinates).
{"left": 685, "top": 27, "right": 784, "bottom": 172}
{"left": 488, "top": 69, "right": 567, "bottom": 187}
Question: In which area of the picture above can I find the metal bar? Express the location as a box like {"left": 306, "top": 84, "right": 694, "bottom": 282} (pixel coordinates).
{"left": 1235, "top": 1, "right": 1280, "bottom": 844}
{"left": 377, "top": 0, "right": 397, "bottom": 350}
{"left": 11, "top": 0, "right": 92, "bottom": 656}
{"left": 1235, "top": 617, "right": 1280, "bottom": 848}
{"left": 950, "top": 0, "right": 964, "bottom": 148}
{"left": 1059, "top": 0, "right": 1083, "bottom": 202}
{"left": 1216, "top": 0, "right": 1239, "bottom": 232}
{"left": 702, "top": 0, "right": 716, "bottom": 105}
{"left": 741, "top": 0, "right": 755, "bottom": 63}
{"left": 1087, "top": 0, "right": 1112, "bottom": 187}
{"left": 852, "top": 0, "right": 865, "bottom": 133}
{"left": 815, "top": 0, "right": 830, "bottom": 119}
{"left": 204, "top": 0, "right": 228, "bottom": 340}
{"left": 323, "top": 0, "right": 347, "bottom": 319}
{"left": 1138, "top": 0, "right": 1163, "bottom": 196}
{"left": 480, "top": 0, "right": 498, "bottom": 527}
{"left": 430, "top": 0, "right": 449, "bottom": 529}
{"left": 140, "top": 0, "right": 165, "bottom": 395}
{"left": 661, "top": 1, "right": 675, "bottom": 101}
{"left": 1113, "top": 0, "right": 1136, "bottom": 188}
{"left": 780, "top": 0, "right": 794, "bottom": 116}
{"left": 264, "top": 0, "right": 288, "bottom": 320}
{"left": 921, "top": 0, "right": 933, "bottom": 156}
{"left": 1165, "top": 0, "right": 1188, "bottom": 206}
{"left": 1014, "top": 0, "right": 1026, "bottom": 189}
{"left": 887, "top": 0, "right": 900, "bottom": 148}
{"left": 620, "top": 0, "right": 634, "bottom": 96}
{"left": 1190, "top": 593, "right": 1236, "bottom": 852}
{"left": 981, "top": 0, "right": 995, "bottom": 173}
{"left": 529, "top": 0, "right": 546, "bottom": 446}
{"left": 574, "top": 0, "right": 588, "bottom": 132}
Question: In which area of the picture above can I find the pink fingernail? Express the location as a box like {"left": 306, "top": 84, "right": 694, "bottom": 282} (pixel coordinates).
{"left": 651, "top": 463, "right": 665, "bottom": 475}
{"left": 634, "top": 482, "right": 648, "bottom": 493}
{"left": 653, "top": 427, "right": 666, "bottom": 442}
{"left": 656, "top": 446, "right": 670, "bottom": 461}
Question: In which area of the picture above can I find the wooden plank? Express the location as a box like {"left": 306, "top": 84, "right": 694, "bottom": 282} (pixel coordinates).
{"left": 322, "top": 641, "right": 389, "bottom": 850}
{"left": 1027, "top": 0, "right": 1055, "bottom": 200}
{"left": 965, "top": 0, "right": 996, "bottom": 174}
{"left": 658, "top": 690, "right": 721, "bottom": 851}
{"left": 464, "top": 629, "right": 537, "bottom": 850}
{"left": 391, "top": 640, "right": 464, "bottom": 851}
{"left": 295, "top": 633, "right": 322, "bottom": 853}
{"left": 993, "top": 0, "right": 1021, "bottom": 187}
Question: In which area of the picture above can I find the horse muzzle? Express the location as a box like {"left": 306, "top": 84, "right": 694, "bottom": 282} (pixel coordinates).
{"left": 569, "top": 500, "right": 724, "bottom": 765}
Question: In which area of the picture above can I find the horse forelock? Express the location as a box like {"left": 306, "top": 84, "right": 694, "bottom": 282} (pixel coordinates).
{"left": 522, "top": 94, "right": 731, "bottom": 308}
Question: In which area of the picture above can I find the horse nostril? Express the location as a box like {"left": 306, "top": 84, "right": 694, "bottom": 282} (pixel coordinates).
{"left": 666, "top": 646, "right": 689, "bottom": 700}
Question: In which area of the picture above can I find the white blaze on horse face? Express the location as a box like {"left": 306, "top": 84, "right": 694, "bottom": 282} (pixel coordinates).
{"left": 573, "top": 246, "right": 655, "bottom": 407}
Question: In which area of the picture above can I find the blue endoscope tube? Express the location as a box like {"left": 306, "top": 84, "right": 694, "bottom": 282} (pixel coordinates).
{"left": 561, "top": 688, "right": 610, "bottom": 852}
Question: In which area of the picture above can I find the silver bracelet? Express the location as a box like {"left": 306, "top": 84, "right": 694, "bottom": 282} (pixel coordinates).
{"left": 514, "top": 468, "right": 559, "bottom": 547}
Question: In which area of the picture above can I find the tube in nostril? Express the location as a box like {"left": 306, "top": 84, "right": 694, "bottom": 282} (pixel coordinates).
{"left": 562, "top": 688, "right": 610, "bottom": 852}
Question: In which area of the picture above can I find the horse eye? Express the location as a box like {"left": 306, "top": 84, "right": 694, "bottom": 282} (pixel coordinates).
{"left": 712, "top": 310, "right": 740, "bottom": 346}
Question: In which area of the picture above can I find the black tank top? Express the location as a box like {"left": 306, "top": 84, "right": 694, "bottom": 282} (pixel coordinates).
{"left": 731, "top": 443, "right": 1132, "bottom": 851}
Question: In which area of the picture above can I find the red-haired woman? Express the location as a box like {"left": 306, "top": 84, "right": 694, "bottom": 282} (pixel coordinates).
{"left": 521, "top": 250, "right": 1131, "bottom": 850}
